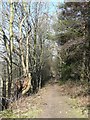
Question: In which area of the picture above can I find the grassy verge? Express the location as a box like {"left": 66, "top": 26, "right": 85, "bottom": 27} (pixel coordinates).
{"left": 59, "top": 80, "right": 89, "bottom": 118}
{"left": 0, "top": 107, "right": 42, "bottom": 118}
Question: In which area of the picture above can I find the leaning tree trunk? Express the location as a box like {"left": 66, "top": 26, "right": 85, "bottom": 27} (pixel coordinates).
{"left": 19, "top": 3, "right": 32, "bottom": 95}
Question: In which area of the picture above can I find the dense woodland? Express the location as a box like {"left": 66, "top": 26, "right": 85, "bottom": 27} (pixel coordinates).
{"left": 0, "top": 1, "right": 89, "bottom": 115}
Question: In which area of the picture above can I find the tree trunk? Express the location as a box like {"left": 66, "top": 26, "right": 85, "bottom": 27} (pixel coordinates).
{"left": 2, "top": 66, "right": 7, "bottom": 110}
{"left": 8, "top": 0, "right": 14, "bottom": 99}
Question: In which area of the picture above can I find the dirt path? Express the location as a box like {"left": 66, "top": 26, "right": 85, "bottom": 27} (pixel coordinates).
{"left": 8, "top": 82, "right": 87, "bottom": 118}
{"left": 37, "top": 83, "right": 86, "bottom": 118}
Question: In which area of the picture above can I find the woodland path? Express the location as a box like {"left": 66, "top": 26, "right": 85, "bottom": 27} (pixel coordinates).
{"left": 37, "top": 82, "right": 86, "bottom": 118}
{"left": 10, "top": 80, "right": 87, "bottom": 118}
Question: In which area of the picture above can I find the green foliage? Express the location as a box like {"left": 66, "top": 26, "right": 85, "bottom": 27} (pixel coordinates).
{"left": 53, "top": 2, "right": 89, "bottom": 84}
{"left": 0, "top": 108, "right": 42, "bottom": 118}
{"left": 61, "top": 62, "right": 81, "bottom": 81}
{"left": 61, "top": 63, "right": 71, "bottom": 81}
{"left": 53, "top": 2, "right": 87, "bottom": 45}
{"left": 0, "top": 109, "right": 16, "bottom": 118}
{"left": 46, "top": 32, "right": 56, "bottom": 41}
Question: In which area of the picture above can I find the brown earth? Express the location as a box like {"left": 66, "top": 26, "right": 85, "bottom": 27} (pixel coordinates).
{"left": 9, "top": 81, "right": 88, "bottom": 118}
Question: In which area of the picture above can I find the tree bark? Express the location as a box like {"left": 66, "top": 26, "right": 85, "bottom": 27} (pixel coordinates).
{"left": 2, "top": 66, "right": 7, "bottom": 110}
{"left": 8, "top": 0, "right": 14, "bottom": 98}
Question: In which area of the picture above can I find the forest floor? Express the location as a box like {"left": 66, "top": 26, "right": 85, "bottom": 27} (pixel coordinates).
{"left": 0, "top": 80, "right": 89, "bottom": 118}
